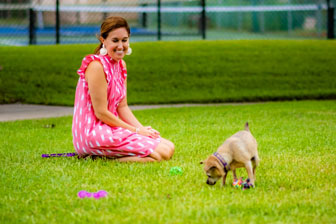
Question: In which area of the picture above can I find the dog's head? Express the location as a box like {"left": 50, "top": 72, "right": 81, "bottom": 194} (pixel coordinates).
{"left": 200, "top": 155, "right": 226, "bottom": 185}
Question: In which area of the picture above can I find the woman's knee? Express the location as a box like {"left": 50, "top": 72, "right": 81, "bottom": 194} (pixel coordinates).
{"left": 161, "top": 138, "right": 175, "bottom": 149}
{"left": 165, "top": 145, "right": 174, "bottom": 160}
{"left": 161, "top": 139, "right": 175, "bottom": 157}
{"left": 149, "top": 140, "right": 175, "bottom": 161}
{"left": 149, "top": 150, "right": 162, "bottom": 162}
{"left": 155, "top": 143, "right": 171, "bottom": 161}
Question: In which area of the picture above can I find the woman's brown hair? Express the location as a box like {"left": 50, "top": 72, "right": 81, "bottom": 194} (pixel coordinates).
{"left": 94, "top": 16, "right": 130, "bottom": 54}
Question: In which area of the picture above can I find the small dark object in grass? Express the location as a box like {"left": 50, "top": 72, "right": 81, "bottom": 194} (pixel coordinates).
{"left": 43, "top": 124, "right": 55, "bottom": 128}
{"left": 80, "top": 155, "right": 100, "bottom": 160}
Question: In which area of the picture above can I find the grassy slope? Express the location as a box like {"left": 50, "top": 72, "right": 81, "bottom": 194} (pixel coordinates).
{"left": 0, "top": 100, "right": 335, "bottom": 223}
{"left": 0, "top": 40, "right": 335, "bottom": 105}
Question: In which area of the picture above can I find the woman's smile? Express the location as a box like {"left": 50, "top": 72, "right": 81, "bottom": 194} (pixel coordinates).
{"left": 114, "top": 49, "right": 125, "bottom": 54}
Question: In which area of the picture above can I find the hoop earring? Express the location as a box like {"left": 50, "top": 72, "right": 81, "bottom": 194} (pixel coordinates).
{"left": 126, "top": 44, "right": 132, "bottom": 55}
{"left": 100, "top": 44, "right": 107, "bottom": 56}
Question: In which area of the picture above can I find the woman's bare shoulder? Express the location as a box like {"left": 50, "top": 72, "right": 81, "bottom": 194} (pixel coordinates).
{"left": 87, "top": 60, "right": 104, "bottom": 71}
{"left": 85, "top": 60, "right": 105, "bottom": 82}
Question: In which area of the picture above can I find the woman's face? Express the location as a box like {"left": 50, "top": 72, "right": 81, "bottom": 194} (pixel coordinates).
{"left": 101, "top": 27, "right": 129, "bottom": 61}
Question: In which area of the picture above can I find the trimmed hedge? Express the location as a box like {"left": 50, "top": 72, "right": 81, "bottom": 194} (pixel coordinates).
{"left": 0, "top": 40, "right": 335, "bottom": 105}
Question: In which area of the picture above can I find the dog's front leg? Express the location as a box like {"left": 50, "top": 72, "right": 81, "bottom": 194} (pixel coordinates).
{"left": 222, "top": 172, "right": 227, "bottom": 186}
{"left": 252, "top": 156, "right": 259, "bottom": 182}
{"left": 244, "top": 161, "right": 255, "bottom": 185}
{"left": 232, "top": 169, "right": 237, "bottom": 180}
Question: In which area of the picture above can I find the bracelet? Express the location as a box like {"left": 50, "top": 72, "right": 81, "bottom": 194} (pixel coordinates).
{"left": 135, "top": 127, "right": 140, "bottom": 134}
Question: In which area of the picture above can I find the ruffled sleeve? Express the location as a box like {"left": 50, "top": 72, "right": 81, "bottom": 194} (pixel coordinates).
{"left": 77, "top": 54, "right": 112, "bottom": 84}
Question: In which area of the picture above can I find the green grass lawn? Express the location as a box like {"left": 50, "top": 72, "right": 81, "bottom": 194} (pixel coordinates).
{"left": 1, "top": 40, "right": 335, "bottom": 105}
{"left": 1, "top": 100, "right": 335, "bottom": 223}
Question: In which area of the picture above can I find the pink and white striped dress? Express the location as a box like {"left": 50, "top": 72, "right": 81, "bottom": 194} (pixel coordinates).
{"left": 72, "top": 54, "right": 160, "bottom": 158}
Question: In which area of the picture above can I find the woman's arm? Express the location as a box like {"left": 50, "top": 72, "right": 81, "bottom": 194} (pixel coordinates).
{"left": 85, "top": 61, "right": 157, "bottom": 138}
{"left": 117, "top": 81, "right": 159, "bottom": 138}
{"left": 117, "top": 60, "right": 159, "bottom": 138}
{"left": 85, "top": 61, "right": 137, "bottom": 132}
{"left": 117, "top": 60, "right": 143, "bottom": 128}
{"left": 117, "top": 80, "right": 143, "bottom": 128}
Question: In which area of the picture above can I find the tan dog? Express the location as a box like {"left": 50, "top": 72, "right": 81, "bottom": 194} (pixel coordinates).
{"left": 201, "top": 122, "right": 259, "bottom": 187}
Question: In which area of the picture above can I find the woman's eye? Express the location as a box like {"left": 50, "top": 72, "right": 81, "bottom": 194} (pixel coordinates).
{"left": 113, "top": 40, "right": 119, "bottom": 43}
{"left": 122, "top": 39, "right": 127, "bottom": 42}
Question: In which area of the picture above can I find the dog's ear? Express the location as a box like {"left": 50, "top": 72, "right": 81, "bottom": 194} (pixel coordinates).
{"left": 209, "top": 166, "right": 217, "bottom": 171}
{"left": 209, "top": 166, "right": 221, "bottom": 175}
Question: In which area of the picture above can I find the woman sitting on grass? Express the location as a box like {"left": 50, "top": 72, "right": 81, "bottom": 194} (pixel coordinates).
{"left": 72, "top": 16, "right": 174, "bottom": 162}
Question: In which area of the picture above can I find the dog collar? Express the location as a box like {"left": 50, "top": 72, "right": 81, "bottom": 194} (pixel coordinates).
{"left": 213, "top": 152, "right": 229, "bottom": 172}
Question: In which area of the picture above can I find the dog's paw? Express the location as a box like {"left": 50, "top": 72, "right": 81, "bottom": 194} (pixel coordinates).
{"left": 243, "top": 179, "right": 254, "bottom": 189}
{"left": 243, "top": 183, "right": 254, "bottom": 189}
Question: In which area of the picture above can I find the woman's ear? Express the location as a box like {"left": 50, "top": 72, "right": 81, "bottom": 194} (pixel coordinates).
{"left": 99, "top": 37, "right": 104, "bottom": 44}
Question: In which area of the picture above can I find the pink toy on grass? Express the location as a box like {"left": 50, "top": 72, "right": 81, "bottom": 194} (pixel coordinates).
{"left": 78, "top": 190, "right": 108, "bottom": 199}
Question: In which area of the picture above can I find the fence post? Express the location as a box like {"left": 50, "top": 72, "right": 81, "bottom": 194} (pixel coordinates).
{"left": 316, "top": 3, "right": 323, "bottom": 37}
{"left": 200, "top": 0, "right": 206, "bottom": 39}
{"left": 238, "top": 0, "right": 242, "bottom": 31}
{"left": 29, "top": 8, "right": 36, "bottom": 45}
{"left": 56, "top": 0, "right": 60, "bottom": 44}
{"left": 259, "top": 0, "right": 265, "bottom": 33}
{"left": 157, "top": 0, "right": 161, "bottom": 40}
{"left": 327, "top": 0, "right": 335, "bottom": 39}
{"left": 102, "top": 0, "right": 108, "bottom": 19}
{"left": 251, "top": 0, "right": 259, "bottom": 32}
{"left": 141, "top": 3, "right": 147, "bottom": 28}
{"left": 287, "top": 0, "right": 293, "bottom": 35}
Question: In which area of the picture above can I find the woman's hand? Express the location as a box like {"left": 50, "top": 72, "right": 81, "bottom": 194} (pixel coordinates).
{"left": 137, "top": 126, "right": 160, "bottom": 138}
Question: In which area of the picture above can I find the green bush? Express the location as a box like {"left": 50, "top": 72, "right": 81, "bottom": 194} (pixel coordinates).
{"left": 0, "top": 40, "right": 335, "bottom": 105}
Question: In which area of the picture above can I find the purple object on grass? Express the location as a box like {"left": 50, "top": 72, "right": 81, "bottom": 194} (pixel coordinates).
{"left": 78, "top": 190, "right": 88, "bottom": 199}
{"left": 94, "top": 190, "right": 108, "bottom": 199}
{"left": 42, "top": 153, "right": 77, "bottom": 158}
{"left": 78, "top": 190, "right": 108, "bottom": 199}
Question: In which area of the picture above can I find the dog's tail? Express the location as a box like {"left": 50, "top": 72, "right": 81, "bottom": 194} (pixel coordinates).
{"left": 244, "top": 122, "right": 250, "bottom": 131}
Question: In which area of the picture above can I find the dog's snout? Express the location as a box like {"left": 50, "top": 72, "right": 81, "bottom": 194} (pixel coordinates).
{"left": 206, "top": 179, "right": 216, "bottom": 185}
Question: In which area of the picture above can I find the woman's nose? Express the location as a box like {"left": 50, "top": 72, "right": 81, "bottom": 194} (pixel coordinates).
{"left": 117, "top": 42, "right": 123, "bottom": 48}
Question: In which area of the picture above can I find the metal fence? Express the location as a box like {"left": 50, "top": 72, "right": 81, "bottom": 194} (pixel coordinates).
{"left": 0, "top": 0, "right": 335, "bottom": 46}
